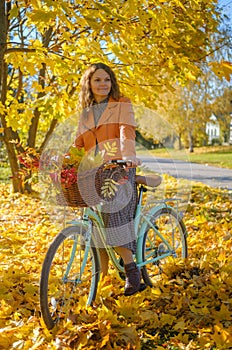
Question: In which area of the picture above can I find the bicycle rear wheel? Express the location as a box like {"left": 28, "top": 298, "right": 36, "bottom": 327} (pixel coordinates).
{"left": 40, "top": 225, "right": 100, "bottom": 330}
{"left": 141, "top": 207, "right": 187, "bottom": 287}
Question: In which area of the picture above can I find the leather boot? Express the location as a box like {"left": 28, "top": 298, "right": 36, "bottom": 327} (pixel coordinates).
{"left": 124, "top": 262, "right": 142, "bottom": 296}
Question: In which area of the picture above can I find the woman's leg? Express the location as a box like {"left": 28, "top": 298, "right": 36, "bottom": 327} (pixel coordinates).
{"left": 99, "top": 247, "right": 133, "bottom": 277}
{"left": 100, "top": 168, "right": 144, "bottom": 294}
{"left": 115, "top": 246, "right": 142, "bottom": 296}
{"left": 99, "top": 246, "right": 145, "bottom": 295}
{"left": 114, "top": 246, "right": 134, "bottom": 264}
{"left": 99, "top": 248, "right": 109, "bottom": 277}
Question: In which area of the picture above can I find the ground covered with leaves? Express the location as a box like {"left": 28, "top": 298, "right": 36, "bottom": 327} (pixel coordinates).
{"left": 0, "top": 180, "right": 231, "bottom": 350}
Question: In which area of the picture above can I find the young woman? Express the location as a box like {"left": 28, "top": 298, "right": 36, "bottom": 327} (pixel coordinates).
{"left": 74, "top": 62, "right": 144, "bottom": 296}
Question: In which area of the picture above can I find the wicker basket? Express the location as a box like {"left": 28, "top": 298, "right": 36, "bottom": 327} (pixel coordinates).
{"left": 53, "top": 164, "right": 129, "bottom": 208}
{"left": 56, "top": 166, "right": 104, "bottom": 208}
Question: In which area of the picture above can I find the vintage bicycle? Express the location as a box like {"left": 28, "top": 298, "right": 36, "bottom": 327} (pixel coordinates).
{"left": 40, "top": 160, "right": 187, "bottom": 330}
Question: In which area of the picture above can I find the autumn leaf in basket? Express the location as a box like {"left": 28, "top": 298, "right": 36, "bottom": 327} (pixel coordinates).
{"left": 78, "top": 149, "right": 104, "bottom": 172}
{"left": 59, "top": 141, "right": 124, "bottom": 198}
{"left": 59, "top": 147, "right": 85, "bottom": 187}
{"left": 60, "top": 146, "right": 104, "bottom": 188}
{"left": 101, "top": 178, "right": 119, "bottom": 198}
{"left": 62, "top": 146, "right": 85, "bottom": 170}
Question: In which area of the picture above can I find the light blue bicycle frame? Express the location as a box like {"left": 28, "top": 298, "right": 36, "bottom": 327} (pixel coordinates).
{"left": 64, "top": 185, "right": 183, "bottom": 280}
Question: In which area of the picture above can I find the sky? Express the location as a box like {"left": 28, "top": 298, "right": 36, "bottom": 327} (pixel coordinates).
{"left": 218, "top": 0, "right": 232, "bottom": 12}
{"left": 218, "top": 0, "right": 232, "bottom": 26}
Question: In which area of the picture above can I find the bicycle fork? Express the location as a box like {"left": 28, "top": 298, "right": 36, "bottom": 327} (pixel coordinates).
{"left": 62, "top": 221, "right": 92, "bottom": 284}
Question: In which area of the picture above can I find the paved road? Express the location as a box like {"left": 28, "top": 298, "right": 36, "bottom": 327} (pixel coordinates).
{"left": 140, "top": 156, "right": 232, "bottom": 191}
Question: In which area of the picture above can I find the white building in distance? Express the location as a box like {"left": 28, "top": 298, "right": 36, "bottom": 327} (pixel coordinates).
{"left": 206, "top": 114, "right": 232, "bottom": 144}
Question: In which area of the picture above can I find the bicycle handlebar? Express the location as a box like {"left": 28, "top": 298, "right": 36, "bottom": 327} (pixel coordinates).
{"left": 105, "top": 159, "right": 134, "bottom": 168}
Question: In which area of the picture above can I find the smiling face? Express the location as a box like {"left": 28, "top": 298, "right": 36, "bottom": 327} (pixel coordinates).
{"left": 90, "top": 68, "right": 112, "bottom": 103}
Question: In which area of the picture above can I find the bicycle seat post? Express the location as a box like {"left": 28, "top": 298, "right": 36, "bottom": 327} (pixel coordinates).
{"left": 137, "top": 185, "right": 147, "bottom": 207}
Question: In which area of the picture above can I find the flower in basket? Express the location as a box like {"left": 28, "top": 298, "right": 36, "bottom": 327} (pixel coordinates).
{"left": 60, "top": 146, "right": 104, "bottom": 188}
{"left": 50, "top": 141, "right": 128, "bottom": 203}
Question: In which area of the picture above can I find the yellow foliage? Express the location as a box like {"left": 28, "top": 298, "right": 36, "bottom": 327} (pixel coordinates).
{"left": 210, "top": 61, "right": 232, "bottom": 82}
{"left": 0, "top": 180, "right": 231, "bottom": 349}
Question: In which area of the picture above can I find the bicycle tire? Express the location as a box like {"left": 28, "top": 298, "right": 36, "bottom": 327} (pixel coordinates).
{"left": 141, "top": 207, "right": 187, "bottom": 287}
{"left": 40, "top": 225, "right": 100, "bottom": 330}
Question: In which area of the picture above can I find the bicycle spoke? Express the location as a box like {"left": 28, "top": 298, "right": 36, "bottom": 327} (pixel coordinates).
{"left": 141, "top": 207, "right": 187, "bottom": 286}
{"left": 40, "top": 226, "right": 100, "bottom": 329}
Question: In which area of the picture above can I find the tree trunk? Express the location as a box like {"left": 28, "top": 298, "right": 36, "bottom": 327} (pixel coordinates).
{"left": 177, "top": 134, "right": 182, "bottom": 150}
{"left": 27, "top": 64, "right": 46, "bottom": 148}
{"left": 0, "top": 0, "right": 7, "bottom": 96}
{"left": 39, "top": 118, "right": 58, "bottom": 153}
{"left": 0, "top": 0, "right": 23, "bottom": 192}
{"left": 26, "top": 30, "right": 52, "bottom": 191}
{"left": 4, "top": 131, "right": 23, "bottom": 192}
{"left": 188, "top": 130, "right": 194, "bottom": 153}
{"left": 27, "top": 28, "right": 53, "bottom": 148}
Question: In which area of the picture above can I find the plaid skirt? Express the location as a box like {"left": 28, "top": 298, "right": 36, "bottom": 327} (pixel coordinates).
{"left": 92, "top": 168, "right": 137, "bottom": 253}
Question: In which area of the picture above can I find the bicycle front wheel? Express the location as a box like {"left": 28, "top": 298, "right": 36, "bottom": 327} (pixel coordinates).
{"left": 141, "top": 207, "right": 187, "bottom": 287}
{"left": 40, "top": 225, "right": 100, "bottom": 330}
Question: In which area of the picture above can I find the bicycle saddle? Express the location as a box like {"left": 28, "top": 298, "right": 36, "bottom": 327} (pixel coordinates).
{"left": 135, "top": 174, "right": 162, "bottom": 188}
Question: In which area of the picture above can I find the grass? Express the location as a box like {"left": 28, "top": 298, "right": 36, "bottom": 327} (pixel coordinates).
{"left": 137, "top": 145, "right": 232, "bottom": 169}
{"left": 0, "top": 164, "right": 11, "bottom": 183}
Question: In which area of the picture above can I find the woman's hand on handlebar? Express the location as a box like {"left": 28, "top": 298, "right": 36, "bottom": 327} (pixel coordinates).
{"left": 122, "top": 156, "right": 141, "bottom": 168}
{"left": 105, "top": 157, "right": 141, "bottom": 169}
{"left": 103, "top": 159, "right": 139, "bottom": 186}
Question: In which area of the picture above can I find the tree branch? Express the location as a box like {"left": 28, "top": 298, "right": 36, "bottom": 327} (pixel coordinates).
{"left": 5, "top": 47, "right": 36, "bottom": 53}
{"left": 39, "top": 118, "right": 58, "bottom": 154}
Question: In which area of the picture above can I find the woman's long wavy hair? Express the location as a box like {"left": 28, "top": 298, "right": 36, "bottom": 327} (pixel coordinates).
{"left": 79, "top": 63, "right": 121, "bottom": 110}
